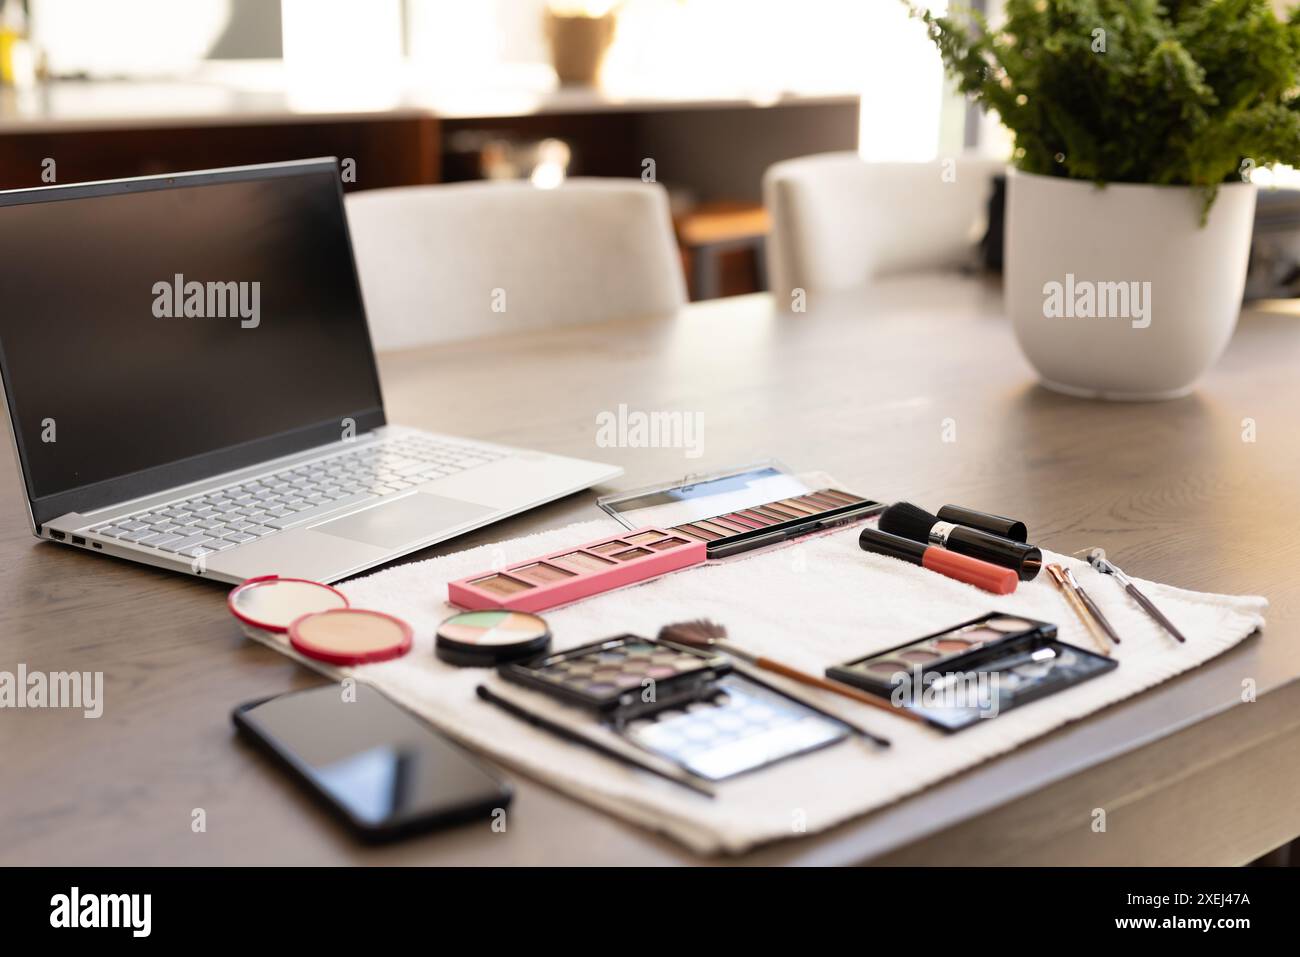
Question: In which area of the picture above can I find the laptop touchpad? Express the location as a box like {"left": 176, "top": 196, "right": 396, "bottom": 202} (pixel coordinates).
{"left": 311, "top": 494, "right": 495, "bottom": 549}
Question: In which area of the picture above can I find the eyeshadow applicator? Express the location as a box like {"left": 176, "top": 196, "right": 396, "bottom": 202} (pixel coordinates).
{"left": 657, "top": 619, "right": 922, "bottom": 733}
{"left": 879, "top": 501, "right": 1043, "bottom": 581}
{"left": 1062, "top": 566, "right": 1122, "bottom": 647}
{"left": 1085, "top": 548, "right": 1187, "bottom": 644}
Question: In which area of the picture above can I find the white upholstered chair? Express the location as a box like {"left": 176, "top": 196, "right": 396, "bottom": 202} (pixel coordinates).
{"left": 345, "top": 178, "right": 687, "bottom": 350}
{"left": 763, "top": 153, "right": 1006, "bottom": 301}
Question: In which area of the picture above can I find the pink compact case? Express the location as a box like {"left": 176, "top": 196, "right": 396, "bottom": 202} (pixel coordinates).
{"left": 447, "top": 528, "right": 706, "bottom": 613}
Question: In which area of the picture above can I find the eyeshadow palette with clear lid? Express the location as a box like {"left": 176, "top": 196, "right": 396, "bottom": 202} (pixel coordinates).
{"left": 597, "top": 461, "right": 881, "bottom": 558}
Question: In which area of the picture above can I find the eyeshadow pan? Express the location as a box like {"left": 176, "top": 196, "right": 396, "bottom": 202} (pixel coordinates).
{"left": 815, "top": 488, "right": 863, "bottom": 505}
{"left": 611, "top": 546, "right": 653, "bottom": 561}
{"left": 774, "top": 498, "right": 819, "bottom": 515}
{"left": 552, "top": 550, "right": 617, "bottom": 572}
{"left": 511, "top": 562, "right": 576, "bottom": 584}
{"left": 759, "top": 502, "right": 804, "bottom": 519}
{"left": 792, "top": 495, "right": 835, "bottom": 512}
{"left": 625, "top": 530, "right": 669, "bottom": 545}
{"left": 589, "top": 540, "right": 631, "bottom": 555}
{"left": 692, "top": 520, "right": 735, "bottom": 536}
{"left": 736, "top": 509, "right": 778, "bottom": 526}
{"left": 799, "top": 492, "right": 845, "bottom": 509}
{"left": 672, "top": 524, "right": 719, "bottom": 541}
{"left": 986, "top": 616, "right": 1036, "bottom": 633}
{"left": 749, "top": 505, "right": 795, "bottom": 522}
{"left": 902, "top": 649, "right": 939, "bottom": 662}
{"left": 706, "top": 516, "right": 750, "bottom": 533}
{"left": 720, "top": 512, "right": 764, "bottom": 529}
{"left": 933, "top": 638, "right": 972, "bottom": 652}
{"left": 469, "top": 573, "right": 533, "bottom": 596}
{"left": 868, "top": 660, "right": 907, "bottom": 673}
{"left": 646, "top": 536, "right": 689, "bottom": 550}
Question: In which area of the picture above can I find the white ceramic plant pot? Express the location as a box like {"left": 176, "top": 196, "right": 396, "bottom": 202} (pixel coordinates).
{"left": 1005, "top": 169, "right": 1257, "bottom": 400}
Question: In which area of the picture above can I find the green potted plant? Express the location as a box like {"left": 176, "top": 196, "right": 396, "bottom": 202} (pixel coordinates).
{"left": 923, "top": 0, "right": 1300, "bottom": 399}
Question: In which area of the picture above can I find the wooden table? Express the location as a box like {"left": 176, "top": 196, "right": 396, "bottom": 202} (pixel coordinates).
{"left": 4, "top": 276, "right": 1299, "bottom": 865}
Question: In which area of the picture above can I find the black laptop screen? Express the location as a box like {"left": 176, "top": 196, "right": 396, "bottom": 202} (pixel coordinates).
{"left": 0, "top": 163, "right": 386, "bottom": 523}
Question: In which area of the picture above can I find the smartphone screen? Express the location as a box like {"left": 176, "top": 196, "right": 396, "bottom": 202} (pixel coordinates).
{"left": 234, "top": 684, "right": 510, "bottom": 840}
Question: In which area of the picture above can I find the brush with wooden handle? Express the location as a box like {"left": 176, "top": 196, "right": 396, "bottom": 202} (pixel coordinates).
{"left": 1046, "top": 564, "right": 1113, "bottom": 656}
{"left": 657, "top": 619, "right": 928, "bottom": 730}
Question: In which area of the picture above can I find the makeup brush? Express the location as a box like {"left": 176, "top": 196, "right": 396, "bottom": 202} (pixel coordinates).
{"left": 1046, "top": 564, "right": 1113, "bottom": 656}
{"left": 657, "top": 619, "right": 924, "bottom": 731}
{"left": 878, "top": 502, "right": 1043, "bottom": 581}
{"left": 1062, "top": 566, "right": 1122, "bottom": 647}
{"left": 1085, "top": 548, "right": 1188, "bottom": 644}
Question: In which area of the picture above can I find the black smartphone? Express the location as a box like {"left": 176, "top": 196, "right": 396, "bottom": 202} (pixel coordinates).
{"left": 233, "top": 683, "right": 511, "bottom": 842}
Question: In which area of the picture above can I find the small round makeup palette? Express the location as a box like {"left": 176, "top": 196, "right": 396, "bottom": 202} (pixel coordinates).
{"left": 436, "top": 610, "right": 551, "bottom": 667}
{"left": 288, "top": 608, "right": 413, "bottom": 666}
{"left": 227, "top": 575, "right": 350, "bottom": 633}
{"left": 827, "top": 613, "right": 1055, "bottom": 693}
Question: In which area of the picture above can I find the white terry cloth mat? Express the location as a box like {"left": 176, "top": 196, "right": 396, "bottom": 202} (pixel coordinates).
{"left": 240, "top": 484, "right": 1267, "bottom": 855}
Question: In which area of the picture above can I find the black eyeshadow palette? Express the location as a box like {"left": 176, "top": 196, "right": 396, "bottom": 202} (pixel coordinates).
{"left": 499, "top": 635, "right": 731, "bottom": 726}
{"left": 827, "top": 613, "right": 1118, "bottom": 732}
{"left": 826, "top": 613, "right": 1055, "bottom": 696}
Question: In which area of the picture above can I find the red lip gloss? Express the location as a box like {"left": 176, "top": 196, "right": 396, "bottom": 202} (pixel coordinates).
{"left": 859, "top": 527, "right": 1018, "bottom": 595}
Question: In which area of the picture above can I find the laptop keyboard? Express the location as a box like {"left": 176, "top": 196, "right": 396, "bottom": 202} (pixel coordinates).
{"left": 88, "top": 435, "right": 507, "bottom": 560}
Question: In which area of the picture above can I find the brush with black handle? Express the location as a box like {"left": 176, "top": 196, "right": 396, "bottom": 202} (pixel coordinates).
{"left": 1086, "top": 548, "right": 1187, "bottom": 644}
{"left": 878, "top": 501, "right": 1043, "bottom": 581}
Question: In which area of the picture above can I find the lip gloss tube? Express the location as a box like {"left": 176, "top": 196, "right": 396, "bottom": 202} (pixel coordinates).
{"left": 859, "top": 527, "right": 1018, "bottom": 595}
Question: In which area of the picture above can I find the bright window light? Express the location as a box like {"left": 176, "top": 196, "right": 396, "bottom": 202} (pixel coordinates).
{"left": 281, "top": 0, "right": 403, "bottom": 111}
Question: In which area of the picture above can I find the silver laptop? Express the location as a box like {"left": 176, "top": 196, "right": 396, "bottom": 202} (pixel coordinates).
{"left": 0, "top": 159, "right": 621, "bottom": 584}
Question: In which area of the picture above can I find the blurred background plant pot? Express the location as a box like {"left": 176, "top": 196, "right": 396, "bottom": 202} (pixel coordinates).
{"left": 545, "top": 10, "right": 616, "bottom": 87}
{"left": 1006, "top": 170, "right": 1257, "bottom": 401}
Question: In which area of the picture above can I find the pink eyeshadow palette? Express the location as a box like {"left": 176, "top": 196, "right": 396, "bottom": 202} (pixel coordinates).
{"left": 448, "top": 528, "right": 706, "bottom": 613}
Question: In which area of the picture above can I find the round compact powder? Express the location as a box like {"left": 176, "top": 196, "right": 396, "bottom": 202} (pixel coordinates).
{"left": 227, "top": 575, "right": 349, "bottom": 633}
{"left": 289, "top": 608, "right": 413, "bottom": 665}
{"left": 436, "top": 610, "right": 551, "bottom": 667}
